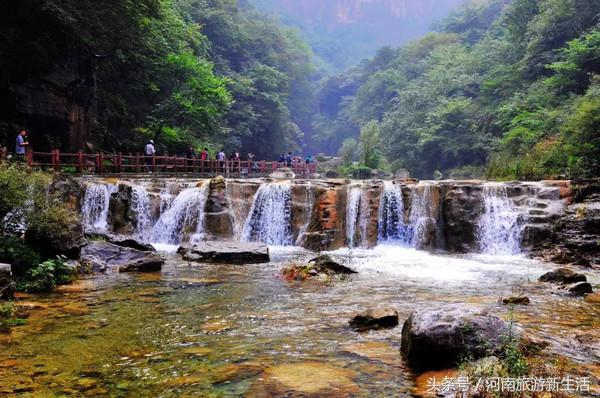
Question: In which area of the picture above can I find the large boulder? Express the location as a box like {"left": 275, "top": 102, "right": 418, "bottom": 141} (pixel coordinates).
{"left": 0, "top": 263, "right": 14, "bottom": 300}
{"left": 538, "top": 268, "right": 587, "bottom": 284}
{"left": 80, "top": 241, "right": 164, "bottom": 273}
{"left": 108, "top": 184, "right": 135, "bottom": 235}
{"left": 86, "top": 232, "right": 155, "bottom": 252}
{"left": 308, "top": 255, "right": 356, "bottom": 275}
{"left": 401, "top": 305, "right": 512, "bottom": 370}
{"left": 177, "top": 241, "right": 269, "bottom": 264}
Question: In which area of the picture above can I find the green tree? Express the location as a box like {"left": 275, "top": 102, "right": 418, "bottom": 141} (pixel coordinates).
{"left": 359, "top": 121, "right": 382, "bottom": 169}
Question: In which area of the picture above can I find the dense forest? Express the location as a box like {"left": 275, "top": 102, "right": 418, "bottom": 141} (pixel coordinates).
{"left": 1, "top": 0, "right": 599, "bottom": 179}
{"left": 0, "top": 0, "right": 314, "bottom": 159}
{"left": 315, "top": 0, "right": 600, "bottom": 179}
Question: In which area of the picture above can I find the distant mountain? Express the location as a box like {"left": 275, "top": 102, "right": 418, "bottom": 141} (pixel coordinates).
{"left": 249, "top": 0, "right": 465, "bottom": 72}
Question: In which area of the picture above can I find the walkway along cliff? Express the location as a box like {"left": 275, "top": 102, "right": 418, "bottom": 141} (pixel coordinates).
{"left": 69, "top": 176, "right": 600, "bottom": 266}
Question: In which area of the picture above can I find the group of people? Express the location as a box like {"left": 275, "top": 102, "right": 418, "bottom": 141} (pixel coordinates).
{"left": 279, "top": 152, "right": 314, "bottom": 167}
{"left": 144, "top": 139, "right": 314, "bottom": 170}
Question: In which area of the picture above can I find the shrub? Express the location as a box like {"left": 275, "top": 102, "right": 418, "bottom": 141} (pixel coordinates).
{"left": 19, "top": 256, "right": 76, "bottom": 293}
{"left": 0, "top": 236, "right": 42, "bottom": 278}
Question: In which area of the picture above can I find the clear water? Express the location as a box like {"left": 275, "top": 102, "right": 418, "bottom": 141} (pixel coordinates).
{"left": 1, "top": 247, "right": 598, "bottom": 397}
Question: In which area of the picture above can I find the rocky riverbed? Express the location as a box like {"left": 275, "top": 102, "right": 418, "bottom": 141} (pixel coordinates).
{"left": 0, "top": 246, "right": 598, "bottom": 397}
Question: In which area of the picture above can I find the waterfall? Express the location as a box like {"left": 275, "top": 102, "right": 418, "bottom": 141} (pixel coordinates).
{"left": 295, "top": 182, "right": 314, "bottom": 246}
{"left": 376, "top": 183, "right": 436, "bottom": 248}
{"left": 477, "top": 184, "right": 522, "bottom": 255}
{"left": 408, "top": 184, "right": 435, "bottom": 248}
{"left": 131, "top": 185, "right": 152, "bottom": 239}
{"left": 82, "top": 183, "right": 117, "bottom": 231}
{"left": 346, "top": 186, "right": 362, "bottom": 247}
{"left": 378, "top": 182, "right": 409, "bottom": 243}
{"left": 241, "top": 183, "right": 292, "bottom": 246}
{"left": 151, "top": 184, "right": 209, "bottom": 245}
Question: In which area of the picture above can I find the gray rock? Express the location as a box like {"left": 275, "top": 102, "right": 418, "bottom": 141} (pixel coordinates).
{"left": 85, "top": 231, "right": 156, "bottom": 252}
{"left": 400, "top": 305, "right": 513, "bottom": 370}
{"left": 80, "top": 241, "right": 163, "bottom": 273}
{"left": 0, "top": 263, "right": 15, "bottom": 299}
{"left": 308, "top": 255, "right": 357, "bottom": 275}
{"left": 568, "top": 282, "right": 593, "bottom": 297}
{"left": 177, "top": 241, "right": 270, "bottom": 264}
{"left": 269, "top": 168, "right": 295, "bottom": 179}
{"left": 349, "top": 308, "right": 399, "bottom": 332}
{"left": 539, "top": 268, "right": 587, "bottom": 284}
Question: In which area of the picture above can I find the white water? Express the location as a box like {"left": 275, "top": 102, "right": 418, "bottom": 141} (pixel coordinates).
{"left": 346, "top": 186, "right": 363, "bottom": 247}
{"left": 131, "top": 185, "right": 152, "bottom": 239}
{"left": 151, "top": 184, "right": 209, "bottom": 245}
{"left": 241, "top": 183, "right": 292, "bottom": 246}
{"left": 477, "top": 184, "right": 522, "bottom": 255}
{"left": 378, "top": 182, "right": 409, "bottom": 243}
{"left": 81, "top": 183, "right": 117, "bottom": 231}
{"left": 407, "top": 184, "right": 436, "bottom": 248}
{"left": 295, "top": 182, "right": 314, "bottom": 246}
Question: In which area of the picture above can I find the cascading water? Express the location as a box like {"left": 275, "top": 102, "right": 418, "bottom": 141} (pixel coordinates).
{"left": 151, "top": 184, "right": 209, "bottom": 245}
{"left": 295, "top": 182, "right": 314, "bottom": 246}
{"left": 408, "top": 184, "right": 436, "bottom": 248}
{"left": 477, "top": 184, "right": 522, "bottom": 255}
{"left": 241, "top": 183, "right": 292, "bottom": 246}
{"left": 82, "top": 183, "right": 117, "bottom": 231}
{"left": 346, "top": 186, "right": 363, "bottom": 247}
{"left": 130, "top": 185, "right": 152, "bottom": 239}
{"left": 378, "top": 182, "right": 409, "bottom": 243}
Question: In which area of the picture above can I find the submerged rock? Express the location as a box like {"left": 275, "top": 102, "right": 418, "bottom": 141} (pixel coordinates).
{"left": 246, "top": 361, "right": 358, "bottom": 397}
{"left": 538, "top": 268, "right": 587, "bottom": 284}
{"left": 177, "top": 241, "right": 269, "bottom": 264}
{"left": 0, "top": 263, "right": 14, "bottom": 299}
{"left": 349, "top": 308, "right": 399, "bottom": 332}
{"left": 567, "top": 282, "right": 593, "bottom": 296}
{"left": 400, "top": 305, "right": 512, "bottom": 370}
{"left": 502, "top": 296, "right": 530, "bottom": 305}
{"left": 281, "top": 255, "right": 356, "bottom": 281}
{"left": 80, "top": 241, "right": 164, "bottom": 273}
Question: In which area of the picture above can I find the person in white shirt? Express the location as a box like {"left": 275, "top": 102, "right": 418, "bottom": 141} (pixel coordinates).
{"left": 216, "top": 149, "right": 225, "bottom": 173}
{"left": 144, "top": 140, "right": 156, "bottom": 171}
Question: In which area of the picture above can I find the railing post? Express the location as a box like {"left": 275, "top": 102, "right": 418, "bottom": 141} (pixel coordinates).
{"left": 152, "top": 155, "right": 156, "bottom": 173}
{"left": 77, "top": 151, "right": 83, "bottom": 173}
{"left": 26, "top": 148, "right": 33, "bottom": 168}
{"left": 117, "top": 152, "right": 122, "bottom": 174}
{"left": 53, "top": 149, "right": 61, "bottom": 171}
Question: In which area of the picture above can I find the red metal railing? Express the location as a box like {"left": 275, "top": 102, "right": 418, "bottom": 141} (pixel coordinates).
{"left": 21, "top": 149, "right": 318, "bottom": 178}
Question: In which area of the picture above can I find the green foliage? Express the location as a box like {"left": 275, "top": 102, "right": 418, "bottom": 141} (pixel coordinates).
{"left": 18, "top": 256, "right": 75, "bottom": 293}
{"left": 313, "top": 0, "right": 600, "bottom": 180}
{"left": 338, "top": 138, "right": 358, "bottom": 167}
{"left": 359, "top": 121, "right": 382, "bottom": 169}
{"left": 0, "top": 237, "right": 42, "bottom": 279}
{"left": 0, "top": 164, "right": 51, "bottom": 221}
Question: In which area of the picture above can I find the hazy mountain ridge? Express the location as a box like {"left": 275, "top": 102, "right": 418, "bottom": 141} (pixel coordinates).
{"left": 250, "top": 0, "right": 464, "bottom": 71}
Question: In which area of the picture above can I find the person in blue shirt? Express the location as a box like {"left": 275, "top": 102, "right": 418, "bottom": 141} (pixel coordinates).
{"left": 15, "top": 130, "right": 29, "bottom": 161}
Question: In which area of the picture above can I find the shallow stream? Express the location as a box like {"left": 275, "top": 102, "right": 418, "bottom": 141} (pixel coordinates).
{"left": 1, "top": 246, "right": 599, "bottom": 397}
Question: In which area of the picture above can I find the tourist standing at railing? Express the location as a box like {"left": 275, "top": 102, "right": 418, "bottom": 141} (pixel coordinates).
{"left": 144, "top": 140, "right": 155, "bottom": 172}
{"left": 285, "top": 152, "right": 293, "bottom": 168}
{"left": 200, "top": 147, "right": 209, "bottom": 172}
{"left": 305, "top": 154, "right": 313, "bottom": 164}
{"left": 278, "top": 153, "right": 285, "bottom": 165}
{"left": 230, "top": 151, "right": 240, "bottom": 173}
{"left": 216, "top": 149, "right": 226, "bottom": 173}
{"left": 15, "top": 130, "right": 29, "bottom": 161}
